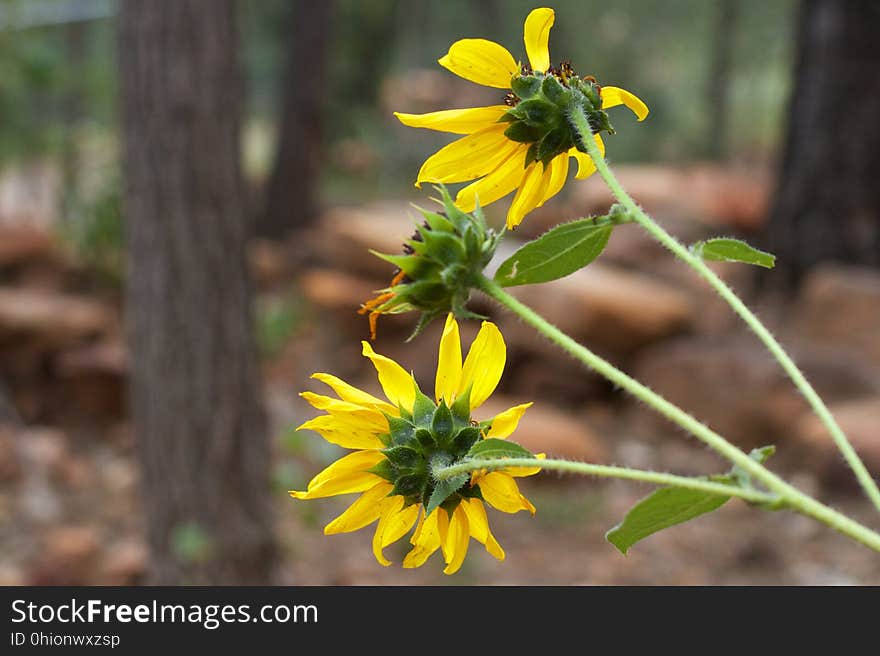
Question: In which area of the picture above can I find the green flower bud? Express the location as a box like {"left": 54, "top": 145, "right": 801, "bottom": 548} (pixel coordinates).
{"left": 360, "top": 186, "right": 502, "bottom": 339}
{"left": 502, "top": 65, "right": 617, "bottom": 166}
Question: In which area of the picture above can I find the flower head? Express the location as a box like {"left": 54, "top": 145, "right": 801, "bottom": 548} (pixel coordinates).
{"left": 359, "top": 186, "right": 502, "bottom": 339}
{"left": 290, "top": 314, "right": 540, "bottom": 574}
{"left": 395, "top": 7, "right": 648, "bottom": 229}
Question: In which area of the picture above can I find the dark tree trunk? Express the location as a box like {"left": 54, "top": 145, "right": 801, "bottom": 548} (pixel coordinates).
{"left": 765, "top": 0, "right": 880, "bottom": 285}
{"left": 256, "top": 0, "right": 333, "bottom": 240}
{"left": 119, "top": 0, "right": 276, "bottom": 584}
{"left": 705, "top": 0, "right": 737, "bottom": 160}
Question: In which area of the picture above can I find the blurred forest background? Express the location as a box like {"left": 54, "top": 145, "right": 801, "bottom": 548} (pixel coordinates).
{"left": 1, "top": 0, "right": 878, "bottom": 585}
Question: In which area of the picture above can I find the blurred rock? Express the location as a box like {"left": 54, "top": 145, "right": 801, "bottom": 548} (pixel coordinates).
{"left": 0, "top": 425, "right": 21, "bottom": 482}
{"left": 633, "top": 336, "right": 880, "bottom": 448}
{"left": 567, "top": 163, "right": 769, "bottom": 230}
{"left": 380, "top": 69, "right": 497, "bottom": 115}
{"left": 0, "top": 226, "right": 58, "bottom": 268}
{"left": 299, "top": 267, "right": 378, "bottom": 318}
{"left": 477, "top": 396, "right": 608, "bottom": 463}
{"left": 501, "top": 261, "right": 694, "bottom": 354}
{"left": 796, "top": 265, "right": 880, "bottom": 365}
{"left": 0, "top": 288, "right": 112, "bottom": 348}
{"left": 311, "top": 203, "right": 418, "bottom": 279}
{"left": 795, "top": 397, "right": 880, "bottom": 473}
{"left": 28, "top": 525, "right": 101, "bottom": 585}
{"left": 96, "top": 539, "right": 147, "bottom": 585}
{"left": 249, "top": 239, "right": 294, "bottom": 289}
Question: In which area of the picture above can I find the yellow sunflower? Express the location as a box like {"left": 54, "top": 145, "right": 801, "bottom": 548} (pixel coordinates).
{"left": 395, "top": 7, "right": 648, "bottom": 229}
{"left": 290, "top": 314, "right": 541, "bottom": 574}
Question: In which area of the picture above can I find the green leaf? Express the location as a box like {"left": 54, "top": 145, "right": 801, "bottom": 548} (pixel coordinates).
{"left": 691, "top": 238, "right": 776, "bottom": 269}
{"left": 605, "top": 487, "right": 730, "bottom": 555}
{"left": 467, "top": 438, "right": 535, "bottom": 461}
{"left": 494, "top": 218, "right": 612, "bottom": 287}
{"left": 605, "top": 445, "right": 778, "bottom": 554}
{"left": 426, "top": 473, "right": 468, "bottom": 515}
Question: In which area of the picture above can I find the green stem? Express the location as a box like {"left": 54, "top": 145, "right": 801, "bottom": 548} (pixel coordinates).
{"left": 568, "top": 103, "right": 880, "bottom": 514}
{"left": 435, "top": 457, "right": 777, "bottom": 504}
{"left": 475, "top": 274, "right": 880, "bottom": 552}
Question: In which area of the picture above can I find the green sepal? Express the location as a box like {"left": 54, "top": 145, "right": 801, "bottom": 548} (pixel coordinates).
{"left": 452, "top": 426, "right": 481, "bottom": 454}
{"left": 504, "top": 121, "right": 543, "bottom": 144}
{"left": 510, "top": 74, "right": 542, "bottom": 100}
{"left": 411, "top": 389, "right": 436, "bottom": 428}
{"left": 391, "top": 474, "right": 425, "bottom": 498}
{"left": 427, "top": 475, "right": 468, "bottom": 515}
{"left": 512, "top": 98, "right": 558, "bottom": 128}
{"left": 537, "top": 127, "right": 569, "bottom": 165}
{"left": 414, "top": 428, "right": 435, "bottom": 449}
{"left": 367, "top": 458, "right": 395, "bottom": 482}
{"left": 431, "top": 400, "right": 455, "bottom": 445}
{"left": 450, "top": 385, "right": 472, "bottom": 422}
{"left": 541, "top": 74, "right": 571, "bottom": 105}
{"left": 372, "top": 252, "right": 429, "bottom": 279}
{"left": 525, "top": 142, "right": 539, "bottom": 165}
{"left": 385, "top": 414, "right": 415, "bottom": 446}
{"left": 419, "top": 230, "right": 466, "bottom": 266}
{"left": 420, "top": 210, "right": 456, "bottom": 234}
{"left": 382, "top": 445, "right": 421, "bottom": 469}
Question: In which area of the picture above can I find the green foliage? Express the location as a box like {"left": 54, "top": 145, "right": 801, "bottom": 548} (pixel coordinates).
{"left": 494, "top": 218, "right": 613, "bottom": 287}
{"left": 691, "top": 238, "right": 776, "bottom": 268}
{"left": 605, "top": 486, "right": 730, "bottom": 555}
{"left": 171, "top": 522, "right": 213, "bottom": 564}
{"left": 255, "top": 294, "right": 305, "bottom": 358}
{"left": 59, "top": 175, "right": 124, "bottom": 284}
{"left": 605, "top": 446, "right": 777, "bottom": 554}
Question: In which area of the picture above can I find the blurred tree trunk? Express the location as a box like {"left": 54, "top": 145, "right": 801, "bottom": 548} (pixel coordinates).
{"left": 119, "top": 0, "right": 275, "bottom": 584}
{"left": 766, "top": 0, "right": 880, "bottom": 285}
{"left": 256, "top": 0, "right": 334, "bottom": 240}
{"left": 705, "top": 0, "right": 737, "bottom": 160}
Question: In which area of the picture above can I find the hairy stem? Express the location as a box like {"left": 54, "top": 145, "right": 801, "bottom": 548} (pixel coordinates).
{"left": 435, "top": 457, "right": 777, "bottom": 504}
{"left": 475, "top": 274, "right": 880, "bottom": 552}
{"left": 567, "top": 103, "right": 880, "bottom": 513}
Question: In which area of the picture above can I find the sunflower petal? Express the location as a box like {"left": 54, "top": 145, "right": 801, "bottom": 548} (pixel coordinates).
{"left": 310, "top": 373, "right": 396, "bottom": 414}
{"left": 439, "top": 38, "right": 518, "bottom": 89}
{"left": 443, "top": 505, "right": 471, "bottom": 574}
{"left": 477, "top": 471, "right": 536, "bottom": 514}
{"left": 404, "top": 509, "right": 442, "bottom": 568}
{"left": 394, "top": 106, "right": 509, "bottom": 135}
{"left": 435, "top": 313, "right": 463, "bottom": 405}
{"left": 460, "top": 321, "right": 506, "bottom": 410}
{"left": 486, "top": 402, "right": 533, "bottom": 439}
{"left": 523, "top": 7, "right": 554, "bottom": 73}
{"left": 455, "top": 146, "right": 528, "bottom": 212}
{"left": 601, "top": 86, "right": 649, "bottom": 121}
{"left": 371, "top": 496, "right": 405, "bottom": 566}
{"left": 289, "top": 449, "right": 385, "bottom": 500}
{"left": 570, "top": 134, "right": 605, "bottom": 179}
{"left": 541, "top": 153, "right": 569, "bottom": 205}
{"left": 296, "top": 415, "right": 386, "bottom": 450}
{"left": 506, "top": 161, "right": 552, "bottom": 228}
{"left": 460, "top": 498, "right": 505, "bottom": 561}
{"left": 323, "top": 482, "right": 393, "bottom": 534}
{"left": 361, "top": 341, "right": 417, "bottom": 412}
{"left": 415, "top": 125, "right": 520, "bottom": 187}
